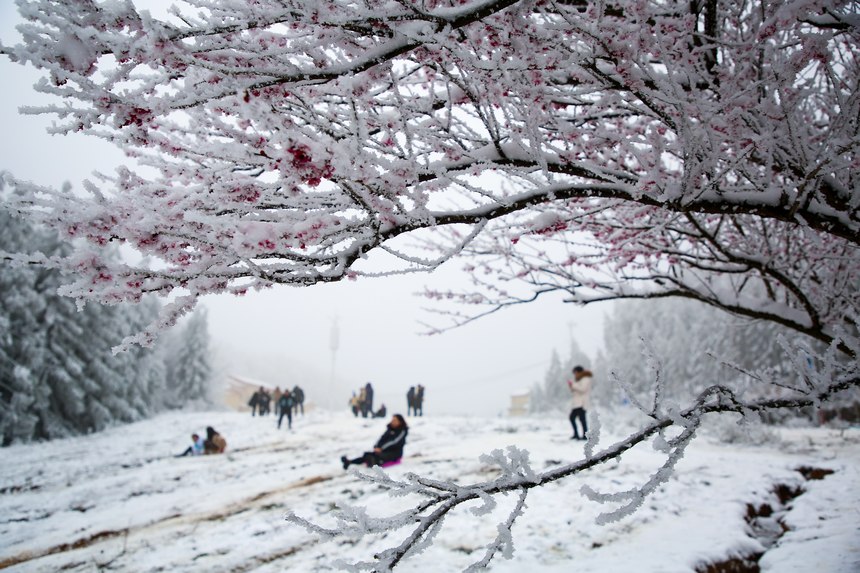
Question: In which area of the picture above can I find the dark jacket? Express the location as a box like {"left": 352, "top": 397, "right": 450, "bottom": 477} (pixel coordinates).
{"left": 374, "top": 425, "right": 408, "bottom": 461}
{"left": 278, "top": 394, "right": 295, "bottom": 412}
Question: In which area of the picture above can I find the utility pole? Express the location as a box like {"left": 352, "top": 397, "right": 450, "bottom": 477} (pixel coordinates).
{"left": 329, "top": 315, "right": 340, "bottom": 410}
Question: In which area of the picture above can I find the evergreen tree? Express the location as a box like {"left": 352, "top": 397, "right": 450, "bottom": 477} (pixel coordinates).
{"left": 128, "top": 297, "right": 170, "bottom": 413}
{"left": 0, "top": 211, "right": 173, "bottom": 444}
{"left": 600, "top": 299, "right": 828, "bottom": 413}
{"left": 164, "top": 308, "right": 213, "bottom": 406}
{"left": 0, "top": 210, "right": 78, "bottom": 443}
{"left": 529, "top": 341, "right": 591, "bottom": 413}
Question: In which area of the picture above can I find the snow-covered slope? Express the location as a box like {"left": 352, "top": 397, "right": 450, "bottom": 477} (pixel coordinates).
{"left": 1, "top": 411, "right": 857, "bottom": 572}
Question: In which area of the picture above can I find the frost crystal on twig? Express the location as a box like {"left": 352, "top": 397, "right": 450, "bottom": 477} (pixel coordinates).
{"left": 287, "top": 324, "right": 857, "bottom": 571}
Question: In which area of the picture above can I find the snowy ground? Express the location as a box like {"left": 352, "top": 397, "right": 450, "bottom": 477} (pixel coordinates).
{"left": 1, "top": 410, "right": 858, "bottom": 572}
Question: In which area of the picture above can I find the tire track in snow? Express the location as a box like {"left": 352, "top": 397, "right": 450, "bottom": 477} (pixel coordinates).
{"left": 0, "top": 473, "right": 336, "bottom": 570}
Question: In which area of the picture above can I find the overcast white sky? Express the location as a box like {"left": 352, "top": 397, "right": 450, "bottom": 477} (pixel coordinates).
{"left": 0, "top": 3, "right": 609, "bottom": 417}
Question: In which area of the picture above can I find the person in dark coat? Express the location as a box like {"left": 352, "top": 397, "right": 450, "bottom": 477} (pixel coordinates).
{"left": 259, "top": 389, "right": 271, "bottom": 416}
{"left": 278, "top": 389, "right": 295, "bottom": 430}
{"left": 361, "top": 382, "right": 374, "bottom": 418}
{"left": 372, "top": 404, "right": 387, "bottom": 418}
{"left": 292, "top": 385, "right": 305, "bottom": 416}
{"left": 341, "top": 414, "right": 408, "bottom": 469}
{"left": 248, "top": 387, "right": 263, "bottom": 416}
{"left": 413, "top": 385, "right": 424, "bottom": 416}
{"left": 406, "top": 386, "right": 416, "bottom": 416}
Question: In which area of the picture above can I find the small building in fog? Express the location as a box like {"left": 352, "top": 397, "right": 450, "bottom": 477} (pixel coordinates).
{"left": 508, "top": 391, "right": 530, "bottom": 417}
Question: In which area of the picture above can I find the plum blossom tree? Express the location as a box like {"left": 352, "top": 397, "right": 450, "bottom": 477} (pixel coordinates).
{"left": 0, "top": 0, "right": 856, "bottom": 348}
{"left": 0, "top": 0, "right": 857, "bottom": 569}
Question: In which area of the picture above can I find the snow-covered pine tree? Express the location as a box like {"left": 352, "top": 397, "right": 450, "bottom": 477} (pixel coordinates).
{"left": 128, "top": 297, "right": 170, "bottom": 413}
{"left": 164, "top": 308, "right": 213, "bottom": 407}
{"left": 73, "top": 295, "right": 156, "bottom": 431}
{"left": 0, "top": 211, "right": 171, "bottom": 443}
{"left": 0, "top": 210, "right": 42, "bottom": 440}
{"left": 0, "top": 210, "right": 80, "bottom": 443}
{"left": 529, "top": 340, "right": 591, "bottom": 413}
{"left": 601, "top": 298, "right": 830, "bottom": 415}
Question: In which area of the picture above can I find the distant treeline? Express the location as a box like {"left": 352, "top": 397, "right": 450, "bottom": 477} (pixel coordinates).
{"left": 530, "top": 298, "right": 858, "bottom": 423}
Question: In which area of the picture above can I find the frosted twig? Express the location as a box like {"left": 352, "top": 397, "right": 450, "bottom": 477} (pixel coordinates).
{"left": 288, "top": 371, "right": 857, "bottom": 571}
{"left": 642, "top": 337, "right": 665, "bottom": 417}
{"left": 464, "top": 488, "right": 528, "bottom": 572}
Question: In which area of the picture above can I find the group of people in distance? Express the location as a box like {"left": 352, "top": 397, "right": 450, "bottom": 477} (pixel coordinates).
{"left": 176, "top": 426, "right": 227, "bottom": 457}
{"left": 347, "top": 382, "right": 427, "bottom": 420}
{"left": 340, "top": 365, "right": 592, "bottom": 469}
{"left": 349, "top": 382, "right": 387, "bottom": 418}
{"left": 178, "top": 365, "right": 592, "bottom": 470}
{"left": 248, "top": 385, "right": 306, "bottom": 430}
{"left": 405, "top": 385, "right": 425, "bottom": 416}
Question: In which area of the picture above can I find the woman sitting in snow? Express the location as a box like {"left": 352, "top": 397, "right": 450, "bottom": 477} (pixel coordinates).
{"left": 341, "top": 414, "right": 408, "bottom": 469}
{"left": 204, "top": 426, "right": 227, "bottom": 454}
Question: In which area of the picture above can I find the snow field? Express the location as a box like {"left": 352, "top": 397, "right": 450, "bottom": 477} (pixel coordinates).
{"left": 1, "top": 411, "right": 858, "bottom": 572}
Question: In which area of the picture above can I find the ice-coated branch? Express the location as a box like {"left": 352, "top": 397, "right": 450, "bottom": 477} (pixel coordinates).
{"left": 287, "top": 362, "right": 857, "bottom": 571}
{"left": 422, "top": 208, "right": 859, "bottom": 353}
{"left": 1, "top": 0, "right": 857, "bottom": 348}
{"left": 463, "top": 488, "right": 528, "bottom": 572}
{"left": 580, "top": 418, "right": 699, "bottom": 525}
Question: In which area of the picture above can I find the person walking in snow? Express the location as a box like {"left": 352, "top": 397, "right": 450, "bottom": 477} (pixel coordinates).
{"left": 341, "top": 414, "right": 408, "bottom": 469}
{"left": 361, "top": 382, "right": 374, "bottom": 418}
{"left": 406, "top": 386, "right": 416, "bottom": 416}
{"left": 413, "top": 385, "right": 424, "bottom": 416}
{"left": 292, "top": 385, "right": 305, "bottom": 416}
{"left": 204, "top": 426, "right": 227, "bottom": 454}
{"left": 567, "top": 365, "right": 593, "bottom": 440}
{"left": 248, "top": 387, "right": 263, "bottom": 416}
{"left": 278, "top": 389, "right": 295, "bottom": 430}
{"left": 259, "top": 388, "right": 271, "bottom": 416}
{"left": 272, "top": 386, "right": 282, "bottom": 417}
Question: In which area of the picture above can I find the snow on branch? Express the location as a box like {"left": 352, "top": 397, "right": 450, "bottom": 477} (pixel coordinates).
{"left": 287, "top": 350, "right": 858, "bottom": 571}
{"left": 0, "top": 0, "right": 857, "bottom": 347}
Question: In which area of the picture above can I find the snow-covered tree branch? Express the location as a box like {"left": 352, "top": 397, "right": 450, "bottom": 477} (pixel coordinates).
{"left": 424, "top": 209, "right": 858, "bottom": 352}
{"left": 286, "top": 335, "right": 858, "bottom": 570}
{"left": 0, "top": 1, "right": 857, "bottom": 568}
{"left": 0, "top": 0, "right": 856, "bottom": 351}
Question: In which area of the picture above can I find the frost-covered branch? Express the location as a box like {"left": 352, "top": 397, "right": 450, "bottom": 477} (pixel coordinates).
{"left": 424, "top": 209, "right": 858, "bottom": 353}
{"left": 0, "top": 0, "right": 857, "bottom": 348}
{"left": 288, "top": 340, "right": 858, "bottom": 570}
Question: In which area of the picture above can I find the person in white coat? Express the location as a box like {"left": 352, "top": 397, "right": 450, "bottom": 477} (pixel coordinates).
{"left": 567, "top": 365, "right": 593, "bottom": 440}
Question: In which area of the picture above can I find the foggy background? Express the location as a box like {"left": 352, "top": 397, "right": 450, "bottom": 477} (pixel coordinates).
{"left": 0, "top": 3, "right": 608, "bottom": 417}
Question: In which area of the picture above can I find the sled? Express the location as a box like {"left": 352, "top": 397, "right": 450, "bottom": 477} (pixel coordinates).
{"left": 380, "top": 458, "right": 402, "bottom": 468}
